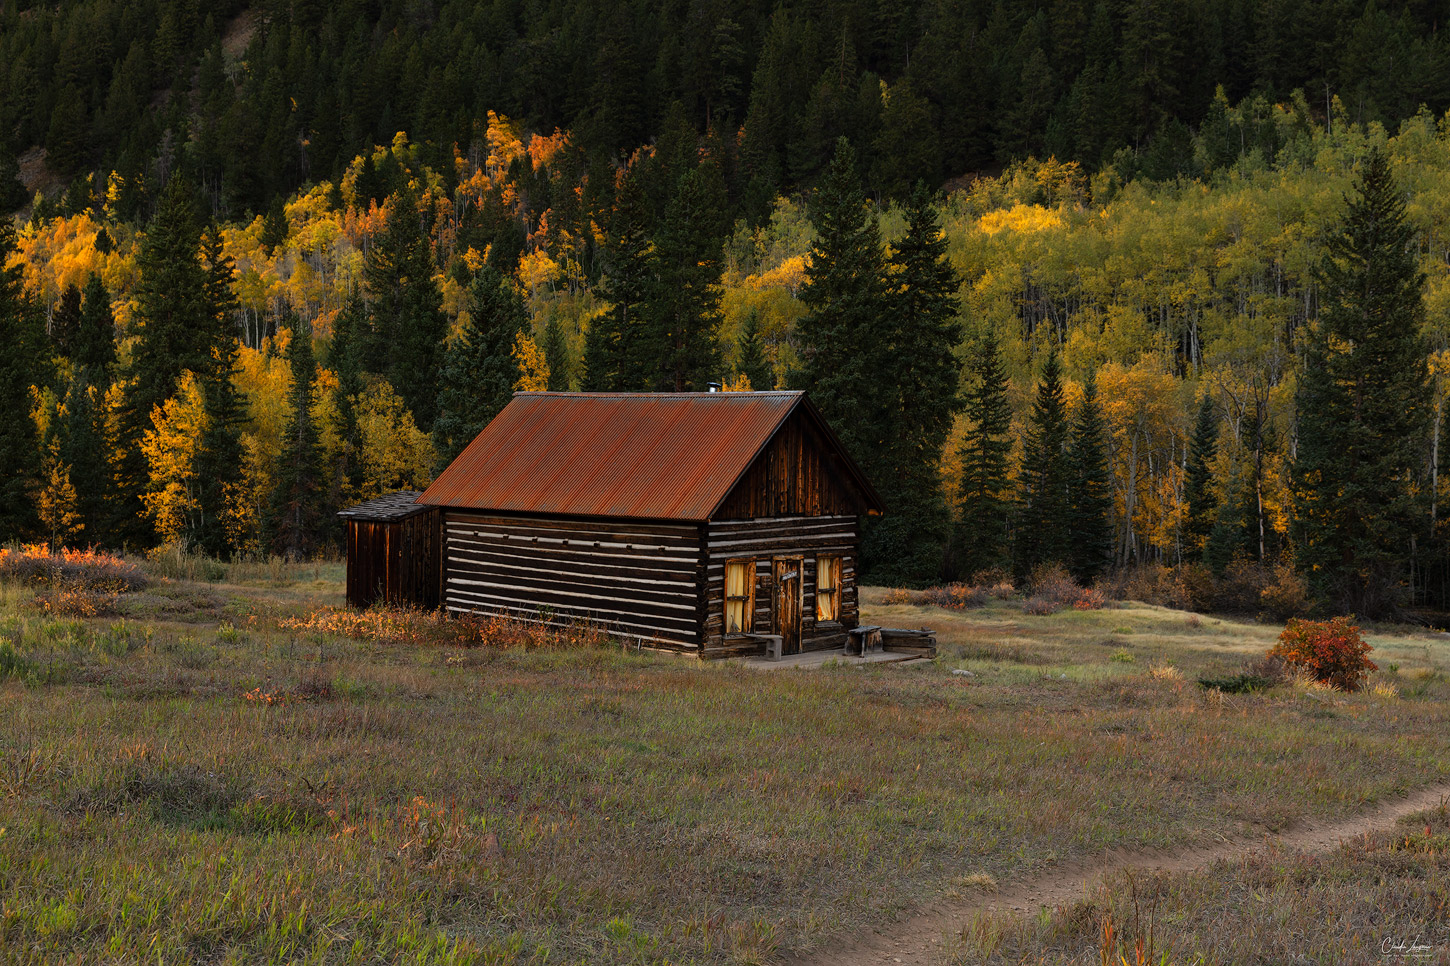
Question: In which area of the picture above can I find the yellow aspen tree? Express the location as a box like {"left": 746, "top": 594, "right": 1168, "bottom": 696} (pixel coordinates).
{"left": 512, "top": 332, "right": 549, "bottom": 391}
{"left": 138, "top": 372, "right": 208, "bottom": 544}
{"left": 355, "top": 380, "right": 435, "bottom": 500}
{"left": 37, "top": 440, "right": 83, "bottom": 549}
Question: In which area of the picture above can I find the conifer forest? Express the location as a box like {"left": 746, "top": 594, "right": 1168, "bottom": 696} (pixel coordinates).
{"left": 11, "top": 0, "right": 1450, "bottom": 617}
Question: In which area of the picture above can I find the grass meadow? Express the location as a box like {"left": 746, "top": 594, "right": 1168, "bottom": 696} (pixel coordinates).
{"left": 2, "top": 562, "right": 1449, "bottom": 964}
{"left": 954, "top": 801, "right": 1450, "bottom": 965}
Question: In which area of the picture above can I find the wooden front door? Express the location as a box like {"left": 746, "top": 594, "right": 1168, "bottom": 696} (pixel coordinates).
{"left": 773, "top": 556, "right": 802, "bottom": 655}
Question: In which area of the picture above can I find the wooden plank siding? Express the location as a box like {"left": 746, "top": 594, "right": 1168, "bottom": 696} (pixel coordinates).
{"left": 344, "top": 509, "right": 441, "bottom": 609}
{"left": 712, "top": 408, "right": 867, "bottom": 520}
{"left": 701, "top": 516, "right": 860, "bottom": 658}
{"left": 442, "top": 513, "right": 705, "bottom": 650}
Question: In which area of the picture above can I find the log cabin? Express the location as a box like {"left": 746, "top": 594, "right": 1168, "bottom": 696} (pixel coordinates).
{"left": 355, "top": 391, "right": 883, "bottom": 658}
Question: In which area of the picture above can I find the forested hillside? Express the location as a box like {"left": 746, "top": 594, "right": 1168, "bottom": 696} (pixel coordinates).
{"left": 7, "top": 1, "right": 1450, "bottom": 614}
{"left": 5, "top": 0, "right": 1450, "bottom": 216}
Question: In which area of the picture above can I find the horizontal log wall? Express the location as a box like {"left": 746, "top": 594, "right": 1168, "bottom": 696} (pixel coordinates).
{"left": 702, "top": 515, "right": 859, "bottom": 657}
{"left": 442, "top": 513, "right": 704, "bottom": 650}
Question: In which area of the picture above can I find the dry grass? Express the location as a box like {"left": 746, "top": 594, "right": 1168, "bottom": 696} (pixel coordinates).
{"left": 0, "top": 579, "right": 1448, "bottom": 964}
{"left": 954, "top": 802, "right": 1450, "bottom": 965}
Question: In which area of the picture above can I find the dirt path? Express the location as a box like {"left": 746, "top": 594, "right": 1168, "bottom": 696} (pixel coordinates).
{"left": 787, "top": 781, "right": 1450, "bottom": 966}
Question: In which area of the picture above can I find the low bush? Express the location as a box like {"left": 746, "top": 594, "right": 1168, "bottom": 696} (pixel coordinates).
{"left": 33, "top": 586, "right": 120, "bottom": 618}
{"left": 880, "top": 583, "right": 988, "bottom": 610}
{"left": 1100, "top": 560, "right": 1311, "bottom": 620}
{"left": 1270, "top": 616, "right": 1376, "bottom": 692}
{"left": 0, "top": 545, "right": 147, "bottom": 593}
{"left": 1028, "top": 564, "right": 1082, "bottom": 606}
{"left": 1196, "top": 672, "right": 1278, "bottom": 694}
{"left": 1020, "top": 596, "right": 1060, "bottom": 616}
{"left": 1022, "top": 564, "right": 1104, "bottom": 613}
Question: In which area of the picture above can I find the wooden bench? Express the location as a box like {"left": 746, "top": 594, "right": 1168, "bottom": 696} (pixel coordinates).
{"left": 845, "top": 625, "right": 882, "bottom": 656}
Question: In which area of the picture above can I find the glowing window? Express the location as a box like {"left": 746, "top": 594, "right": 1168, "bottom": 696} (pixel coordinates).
{"left": 725, "top": 559, "right": 755, "bottom": 634}
{"left": 816, "top": 556, "right": 841, "bottom": 622}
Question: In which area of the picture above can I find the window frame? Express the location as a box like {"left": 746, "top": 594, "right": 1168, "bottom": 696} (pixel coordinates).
{"left": 816, "top": 555, "right": 842, "bottom": 623}
{"left": 724, "top": 557, "right": 756, "bottom": 635}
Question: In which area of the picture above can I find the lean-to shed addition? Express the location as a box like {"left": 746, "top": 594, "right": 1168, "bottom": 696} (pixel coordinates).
{"left": 338, "top": 491, "right": 441, "bottom": 609}
{"left": 407, "top": 391, "right": 882, "bottom": 657}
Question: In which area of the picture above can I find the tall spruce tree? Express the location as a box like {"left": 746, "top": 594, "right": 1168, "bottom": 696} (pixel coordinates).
{"left": 0, "top": 220, "right": 44, "bottom": 541}
{"left": 364, "top": 190, "right": 449, "bottom": 431}
{"left": 434, "top": 265, "right": 529, "bottom": 466}
{"left": 1067, "top": 371, "right": 1114, "bottom": 583}
{"left": 1293, "top": 149, "right": 1431, "bottom": 616}
{"left": 193, "top": 224, "right": 243, "bottom": 558}
{"left": 646, "top": 161, "right": 728, "bottom": 391}
{"left": 51, "top": 284, "right": 82, "bottom": 357}
{"left": 1182, "top": 392, "right": 1219, "bottom": 562}
{"left": 862, "top": 181, "right": 964, "bottom": 585}
{"left": 74, "top": 274, "right": 117, "bottom": 374}
{"left": 1015, "top": 348, "right": 1073, "bottom": 577}
{"left": 116, "top": 175, "right": 210, "bottom": 545}
{"left": 955, "top": 332, "right": 1014, "bottom": 578}
{"left": 793, "top": 137, "right": 891, "bottom": 469}
{"left": 324, "top": 292, "right": 368, "bottom": 515}
{"left": 736, "top": 310, "right": 773, "bottom": 389}
{"left": 541, "top": 313, "right": 571, "bottom": 391}
{"left": 585, "top": 165, "right": 654, "bottom": 391}
{"left": 269, "top": 322, "right": 325, "bottom": 560}
{"left": 55, "top": 369, "right": 111, "bottom": 543}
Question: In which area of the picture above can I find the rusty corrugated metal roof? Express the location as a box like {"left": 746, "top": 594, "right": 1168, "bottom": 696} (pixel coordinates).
{"left": 416, "top": 391, "right": 817, "bottom": 521}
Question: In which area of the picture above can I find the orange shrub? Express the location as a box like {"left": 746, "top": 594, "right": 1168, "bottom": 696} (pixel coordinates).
{"left": 1269, "top": 616, "right": 1376, "bottom": 691}
{"left": 0, "top": 545, "right": 147, "bottom": 592}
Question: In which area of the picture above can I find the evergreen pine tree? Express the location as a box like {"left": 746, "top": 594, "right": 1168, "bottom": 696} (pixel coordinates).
{"left": 74, "top": 274, "right": 117, "bottom": 373}
{"left": 0, "top": 221, "right": 45, "bottom": 541}
{"left": 363, "top": 190, "right": 449, "bottom": 430}
{"left": 259, "top": 195, "right": 288, "bottom": 256}
{"left": 793, "top": 138, "right": 891, "bottom": 467}
{"left": 1067, "top": 371, "right": 1114, "bottom": 583}
{"left": 585, "top": 165, "right": 654, "bottom": 391}
{"left": 647, "top": 161, "right": 728, "bottom": 391}
{"left": 193, "top": 224, "right": 243, "bottom": 558}
{"left": 955, "top": 332, "right": 1014, "bottom": 579}
{"left": 862, "top": 181, "right": 964, "bottom": 585}
{"left": 736, "top": 310, "right": 773, "bottom": 390}
{"left": 56, "top": 369, "right": 112, "bottom": 543}
{"left": 433, "top": 265, "right": 529, "bottom": 466}
{"left": 199, "top": 222, "right": 238, "bottom": 379}
{"left": 51, "top": 284, "right": 82, "bottom": 357}
{"left": 116, "top": 175, "right": 209, "bottom": 545}
{"left": 1293, "top": 149, "right": 1432, "bottom": 616}
{"left": 541, "top": 313, "right": 571, "bottom": 391}
{"left": 1182, "top": 393, "right": 1219, "bottom": 562}
{"left": 0, "top": 142, "right": 28, "bottom": 211}
{"left": 1015, "top": 348, "right": 1073, "bottom": 577}
{"left": 324, "top": 292, "right": 367, "bottom": 513}
{"left": 269, "top": 321, "right": 325, "bottom": 560}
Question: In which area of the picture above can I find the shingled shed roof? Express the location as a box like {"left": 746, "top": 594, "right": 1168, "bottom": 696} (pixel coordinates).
{"left": 337, "top": 490, "right": 431, "bottom": 521}
{"left": 416, "top": 391, "right": 880, "bottom": 522}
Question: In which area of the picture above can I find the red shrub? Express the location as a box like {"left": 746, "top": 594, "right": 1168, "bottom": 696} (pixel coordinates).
{"left": 1269, "top": 616, "right": 1376, "bottom": 692}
